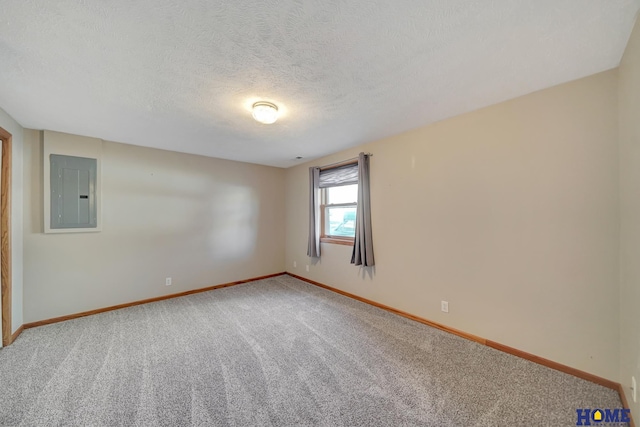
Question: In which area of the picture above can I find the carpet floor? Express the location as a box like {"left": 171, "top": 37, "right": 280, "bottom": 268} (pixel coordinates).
{"left": 0, "top": 275, "right": 624, "bottom": 426}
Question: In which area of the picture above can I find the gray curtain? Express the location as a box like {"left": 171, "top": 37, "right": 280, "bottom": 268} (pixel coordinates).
{"left": 307, "top": 167, "right": 321, "bottom": 258}
{"left": 351, "top": 153, "right": 375, "bottom": 266}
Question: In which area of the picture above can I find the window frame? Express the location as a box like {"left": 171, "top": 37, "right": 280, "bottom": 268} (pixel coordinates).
{"left": 319, "top": 160, "right": 358, "bottom": 246}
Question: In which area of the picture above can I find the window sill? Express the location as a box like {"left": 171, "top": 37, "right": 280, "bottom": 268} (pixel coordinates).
{"left": 321, "top": 237, "right": 354, "bottom": 246}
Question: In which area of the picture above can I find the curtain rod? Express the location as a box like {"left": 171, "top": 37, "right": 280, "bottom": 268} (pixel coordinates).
{"left": 318, "top": 153, "right": 373, "bottom": 171}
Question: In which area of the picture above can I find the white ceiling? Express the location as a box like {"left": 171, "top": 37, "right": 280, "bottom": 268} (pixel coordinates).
{"left": 0, "top": 1, "right": 638, "bottom": 167}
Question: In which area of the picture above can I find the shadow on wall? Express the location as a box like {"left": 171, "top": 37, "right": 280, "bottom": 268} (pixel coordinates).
{"left": 208, "top": 187, "right": 259, "bottom": 260}
{"left": 103, "top": 157, "right": 261, "bottom": 262}
{"left": 310, "top": 251, "right": 376, "bottom": 280}
{"left": 359, "top": 266, "right": 375, "bottom": 280}
{"left": 29, "top": 133, "right": 262, "bottom": 263}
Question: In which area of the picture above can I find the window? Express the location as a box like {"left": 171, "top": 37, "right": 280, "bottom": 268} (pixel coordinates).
{"left": 317, "top": 160, "right": 359, "bottom": 245}
{"left": 321, "top": 184, "right": 358, "bottom": 244}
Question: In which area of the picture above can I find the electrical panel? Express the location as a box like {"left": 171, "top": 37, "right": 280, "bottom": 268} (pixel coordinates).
{"left": 50, "top": 154, "right": 97, "bottom": 229}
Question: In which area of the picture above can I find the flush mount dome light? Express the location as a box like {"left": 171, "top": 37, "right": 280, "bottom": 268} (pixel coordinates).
{"left": 252, "top": 101, "right": 279, "bottom": 124}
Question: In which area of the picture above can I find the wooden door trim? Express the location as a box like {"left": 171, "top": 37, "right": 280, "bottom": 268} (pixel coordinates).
{"left": 0, "top": 126, "right": 12, "bottom": 346}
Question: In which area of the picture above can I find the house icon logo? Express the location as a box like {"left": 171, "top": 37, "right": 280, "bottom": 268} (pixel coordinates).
{"left": 592, "top": 410, "right": 603, "bottom": 422}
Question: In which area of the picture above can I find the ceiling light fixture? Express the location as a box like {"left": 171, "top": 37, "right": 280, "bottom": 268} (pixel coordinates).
{"left": 252, "top": 101, "right": 279, "bottom": 124}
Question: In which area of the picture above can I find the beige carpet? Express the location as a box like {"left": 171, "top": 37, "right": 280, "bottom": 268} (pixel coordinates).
{"left": 0, "top": 274, "right": 624, "bottom": 426}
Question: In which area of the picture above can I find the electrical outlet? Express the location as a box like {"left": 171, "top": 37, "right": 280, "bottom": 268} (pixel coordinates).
{"left": 441, "top": 301, "right": 449, "bottom": 313}
{"left": 165, "top": 277, "right": 172, "bottom": 286}
{"left": 293, "top": 261, "right": 297, "bottom": 268}
{"left": 632, "top": 376, "right": 637, "bottom": 403}
{"left": 306, "top": 265, "right": 309, "bottom": 272}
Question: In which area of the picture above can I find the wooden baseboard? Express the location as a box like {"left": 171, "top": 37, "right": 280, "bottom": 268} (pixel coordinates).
{"left": 286, "top": 273, "right": 619, "bottom": 390}
{"left": 484, "top": 340, "right": 619, "bottom": 390}
{"left": 10, "top": 325, "right": 23, "bottom": 343}
{"left": 23, "top": 272, "right": 286, "bottom": 329}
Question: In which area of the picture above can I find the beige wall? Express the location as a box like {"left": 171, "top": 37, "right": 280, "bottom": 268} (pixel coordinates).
{"left": 0, "top": 107, "right": 24, "bottom": 343}
{"left": 619, "top": 16, "right": 640, "bottom": 420}
{"left": 286, "top": 70, "right": 620, "bottom": 381}
{"left": 23, "top": 131, "right": 285, "bottom": 323}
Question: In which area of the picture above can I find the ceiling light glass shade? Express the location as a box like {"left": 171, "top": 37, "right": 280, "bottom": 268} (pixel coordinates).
{"left": 252, "top": 102, "right": 279, "bottom": 124}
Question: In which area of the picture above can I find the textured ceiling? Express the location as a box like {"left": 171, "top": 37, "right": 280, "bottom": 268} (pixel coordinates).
{"left": 0, "top": 1, "right": 638, "bottom": 167}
